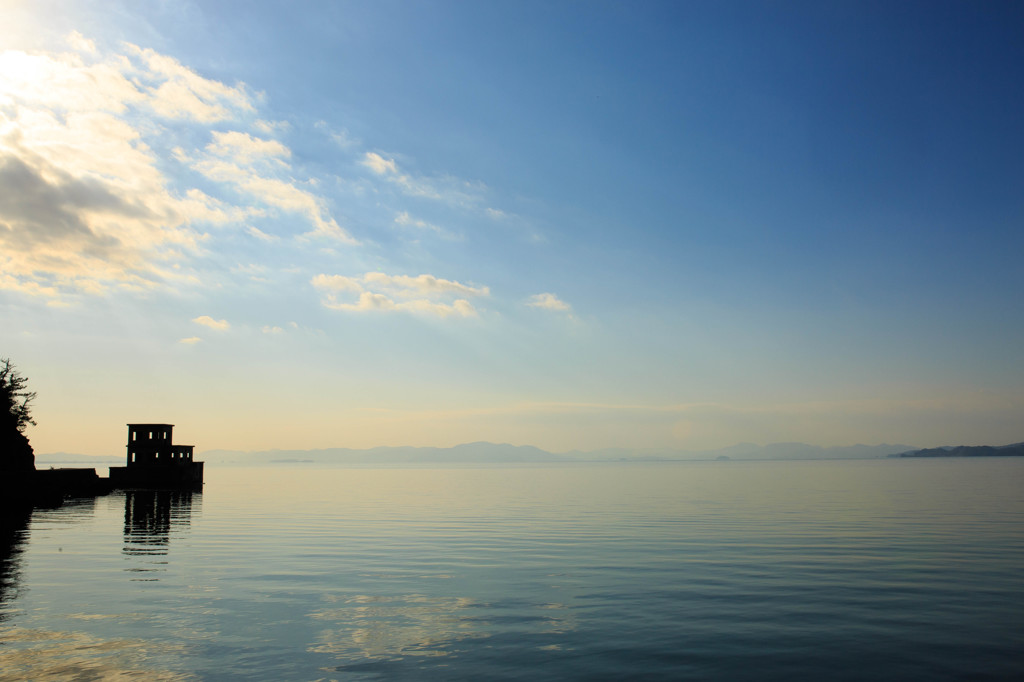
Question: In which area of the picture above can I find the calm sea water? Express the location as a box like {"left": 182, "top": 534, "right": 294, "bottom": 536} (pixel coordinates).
{"left": 2, "top": 459, "right": 1023, "bottom": 680}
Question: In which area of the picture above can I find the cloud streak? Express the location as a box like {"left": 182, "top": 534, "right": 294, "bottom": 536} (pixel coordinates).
{"left": 394, "top": 211, "right": 458, "bottom": 239}
{"left": 312, "top": 272, "right": 489, "bottom": 318}
{"left": 360, "top": 152, "right": 496, "bottom": 212}
{"left": 180, "top": 125, "right": 356, "bottom": 244}
{"left": 526, "top": 293, "right": 571, "bottom": 312}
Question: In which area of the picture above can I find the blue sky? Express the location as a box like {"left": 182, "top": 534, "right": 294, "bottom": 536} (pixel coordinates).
{"left": 2, "top": 1, "right": 1022, "bottom": 455}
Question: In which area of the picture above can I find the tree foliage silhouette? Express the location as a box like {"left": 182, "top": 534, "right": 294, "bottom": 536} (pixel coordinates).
{"left": 1, "top": 358, "right": 36, "bottom": 471}
{"left": 1, "top": 359, "right": 36, "bottom": 432}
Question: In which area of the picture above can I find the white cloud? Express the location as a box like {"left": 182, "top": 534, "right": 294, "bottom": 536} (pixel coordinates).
{"left": 360, "top": 151, "right": 492, "bottom": 208}
{"left": 261, "top": 325, "right": 284, "bottom": 334}
{"left": 363, "top": 272, "right": 489, "bottom": 298}
{"left": 310, "top": 274, "right": 363, "bottom": 292}
{"left": 66, "top": 31, "right": 97, "bottom": 55}
{"left": 0, "top": 45, "right": 231, "bottom": 297}
{"left": 0, "top": 36, "right": 356, "bottom": 300}
{"left": 187, "top": 140, "right": 356, "bottom": 244}
{"left": 246, "top": 226, "right": 278, "bottom": 241}
{"left": 0, "top": 49, "right": 144, "bottom": 114}
{"left": 393, "top": 211, "right": 459, "bottom": 240}
{"left": 192, "top": 315, "right": 230, "bottom": 330}
{"left": 253, "top": 119, "right": 290, "bottom": 135}
{"left": 123, "top": 43, "right": 256, "bottom": 123}
{"left": 0, "top": 103, "right": 231, "bottom": 296}
{"left": 526, "top": 293, "right": 571, "bottom": 311}
{"left": 178, "top": 336, "right": 202, "bottom": 344}
{"left": 395, "top": 211, "right": 436, "bottom": 231}
{"left": 312, "top": 272, "right": 488, "bottom": 319}
{"left": 206, "top": 130, "right": 290, "bottom": 164}
{"left": 362, "top": 152, "right": 398, "bottom": 176}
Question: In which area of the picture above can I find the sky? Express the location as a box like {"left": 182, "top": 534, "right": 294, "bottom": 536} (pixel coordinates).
{"left": 2, "top": 0, "right": 1023, "bottom": 456}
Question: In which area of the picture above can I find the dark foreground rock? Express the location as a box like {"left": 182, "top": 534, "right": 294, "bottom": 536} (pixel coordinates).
{"left": 0, "top": 429, "right": 34, "bottom": 473}
{"left": 1, "top": 469, "right": 113, "bottom": 511}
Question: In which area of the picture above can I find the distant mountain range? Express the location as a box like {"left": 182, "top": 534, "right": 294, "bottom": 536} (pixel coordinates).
{"left": 38, "top": 441, "right": 1024, "bottom": 466}
{"left": 189, "top": 441, "right": 918, "bottom": 465}
{"left": 34, "top": 452, "right": 123, "bottom": 467}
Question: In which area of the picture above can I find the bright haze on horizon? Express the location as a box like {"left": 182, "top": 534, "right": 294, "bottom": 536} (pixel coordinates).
{"left": 2, "top": 1, "right": 1022, "bottom": 456}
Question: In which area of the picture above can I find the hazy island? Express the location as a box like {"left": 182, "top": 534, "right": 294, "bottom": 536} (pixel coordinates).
{"left": 893, "top": 443, "right": 1024, "bottom": 458}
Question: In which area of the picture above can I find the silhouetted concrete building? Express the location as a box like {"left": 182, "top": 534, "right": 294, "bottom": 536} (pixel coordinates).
{"left": 109, "top": 424, "right": 203, "bottom": 489}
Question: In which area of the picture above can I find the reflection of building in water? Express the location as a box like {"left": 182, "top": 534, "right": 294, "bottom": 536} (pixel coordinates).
{"left": 123, "top": 490, "right": 197, "bottom": 563}
{"left": 0, "top": 510, "right": 30, "bottom": 622}
{"left": 110, "top": 424, "right": 203, "bottom": 490}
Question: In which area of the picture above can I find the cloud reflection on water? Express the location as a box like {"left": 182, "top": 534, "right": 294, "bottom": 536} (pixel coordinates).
{"left": 307, "top": 592, "right": 578, "bottom": 668}
{"left": 308, "top": 594, "right": 489, "bottom": 661}
{"left": 0, "top": 626, "right": 195, "bottom": 681}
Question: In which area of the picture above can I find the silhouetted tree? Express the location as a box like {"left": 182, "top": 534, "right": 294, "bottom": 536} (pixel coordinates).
{"left": 0, "top": 358, "right": 35, "bottom": 472}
